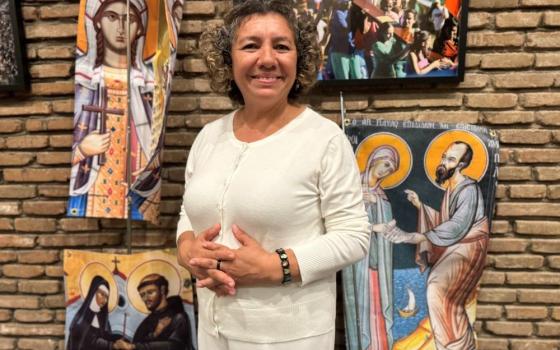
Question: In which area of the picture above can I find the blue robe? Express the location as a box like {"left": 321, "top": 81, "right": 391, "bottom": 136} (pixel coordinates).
{"left": 343, "top": 187, "right": 394, "bottom": 350}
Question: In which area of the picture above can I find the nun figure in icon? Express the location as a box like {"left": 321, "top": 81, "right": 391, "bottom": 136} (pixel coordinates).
{"left": 67, "top": 276, "right": 115, "bottom": 350}
{"left": 68, "top": 0, "right": 162, "bottom": 223}
{"left": 343, "top": 145, "right": 400, "bottom": 350}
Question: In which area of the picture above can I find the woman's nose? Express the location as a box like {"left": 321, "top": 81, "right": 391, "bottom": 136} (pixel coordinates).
{"left": 258, "top": 46, "right": 276, "bottom": 67}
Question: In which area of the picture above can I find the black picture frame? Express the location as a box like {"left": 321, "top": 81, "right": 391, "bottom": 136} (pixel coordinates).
{"left": 232, "top": 0, "right": 469, "bottom": 89}
{"left": 0, "top": 0, "right": 28, "bottom": 91}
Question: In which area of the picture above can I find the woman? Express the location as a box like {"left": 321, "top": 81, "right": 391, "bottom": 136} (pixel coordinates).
{"left": 176, "top": 1, "right": 370, "bottom": 349}
{"left": 67, "top": 276, "right": 114, "bottom": 350}
{"left": 406, "top": 30, "right": 449, "bottom": 76}
{"left": 400, "top": 9, "right": 417, "bottom": 44}
{"left": 372, "top": 22, "right": 408, "bottom": 78}
{"left": 343, "top": 146, "right": 399, "bottom": 350}
{"left": 431, "top": 17, "right": 459, "bottom": 64}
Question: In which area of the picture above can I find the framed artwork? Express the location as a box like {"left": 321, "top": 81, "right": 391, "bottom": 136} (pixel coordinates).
{"left": 64, "top": 249, "right": 197, "bottom": 349}
{"left": 234, "top": 0, "right": 469, "bottom": 86}
{"left": 0, "top": 0, "right": 28, "bottom": 91}
{"left": 342, "top": 120, "right": 498, "bottom": 350}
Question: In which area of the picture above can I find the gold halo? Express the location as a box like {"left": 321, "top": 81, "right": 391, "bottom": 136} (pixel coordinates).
{"left": 126, "top": 259, "right": 182, "bottom": 314}
{"left": 424, "top": 129, "right": 488, "bottom": 190}
{"left": 356, "top": 132, "right": 413, "bottom": 189}
{"left": 79, "top": 262, "right": 118, "bottom": 312}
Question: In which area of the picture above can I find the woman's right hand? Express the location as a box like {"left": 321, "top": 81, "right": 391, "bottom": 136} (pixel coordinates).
{"left": 79, "top": 131, "right": 111, "bottom": 157}
{"left": 177, "top": 224, "right": 236, "bottom": 296}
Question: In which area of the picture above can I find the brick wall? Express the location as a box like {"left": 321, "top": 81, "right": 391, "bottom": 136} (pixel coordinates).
{"left": 0, "top": 0, "right": 559, "bottom": 349}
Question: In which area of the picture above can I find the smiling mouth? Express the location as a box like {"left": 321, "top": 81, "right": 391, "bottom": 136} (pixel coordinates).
{"left": 251, "top": 75, "right": 283, "bottom": 82}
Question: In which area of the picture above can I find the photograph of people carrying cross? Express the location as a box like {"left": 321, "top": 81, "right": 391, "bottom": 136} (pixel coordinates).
{"left": 284, "top": 0, "right": 467, "bottom": 83}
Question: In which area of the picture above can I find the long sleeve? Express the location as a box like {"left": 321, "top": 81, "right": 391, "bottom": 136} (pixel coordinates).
{"left": 292, "top": 134, "right": 370, "bottom": 286}
{"left": 175, "top": 127, "right": 207, "bottom": 241}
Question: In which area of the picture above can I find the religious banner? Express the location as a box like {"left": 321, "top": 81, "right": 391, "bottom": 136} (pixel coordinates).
{"left": 64, "top": 249, "right": 196, "bottom": 349}
{"left": 67, "top": 0, "right": 184, "bottom": 223}
{"left": 342, "top": 119, "right": 498, "bottom": 350}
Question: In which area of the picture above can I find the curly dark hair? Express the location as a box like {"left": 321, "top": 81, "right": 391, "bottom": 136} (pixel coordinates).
{"left": 199, "top": 0, "right": 321, "bottom": 105}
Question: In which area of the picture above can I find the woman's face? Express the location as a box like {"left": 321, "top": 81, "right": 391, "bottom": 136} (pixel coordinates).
{"left": 404, "top": 12, "right": 415, "bottom": 28}
{"left": 231, "top": 13, "right": 297, "bottom": 106}
{"left": 451, "top": 25, "right": 458, "bottom": 40}
{"left": 95, "top": 287, "right": 109, "bottom": 309}
{"left": 383, "top": 25, "right": 394, "bottom": 41}
{"left": 369, "top": 159, "right": 395, "bottom": 183}
{"left": 99, "top": 2, "right": 141, "bottom": 52}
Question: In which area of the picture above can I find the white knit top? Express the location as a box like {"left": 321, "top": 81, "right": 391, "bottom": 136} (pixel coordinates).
{"left": 176, "top": 107, "right": 369, "bottom": 343}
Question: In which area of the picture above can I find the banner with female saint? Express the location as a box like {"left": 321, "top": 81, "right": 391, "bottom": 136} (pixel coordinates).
{"left": 64, "top": 249, "right": 196, "bottom": 349}
{"left": 67, "top": 0, "right": 184, "bottom": 224}
{"left": 342, "top": 120, "right": 499, "bottom": 350}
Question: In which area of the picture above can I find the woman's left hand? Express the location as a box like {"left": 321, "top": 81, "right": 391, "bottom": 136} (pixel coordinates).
{"left": 192, "top": 224, "right": 283, "bottom": 287}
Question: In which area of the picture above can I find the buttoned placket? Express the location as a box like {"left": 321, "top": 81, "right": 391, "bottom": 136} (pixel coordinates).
{"left": 211, "top": 142, "right": 249, "bottom": 334}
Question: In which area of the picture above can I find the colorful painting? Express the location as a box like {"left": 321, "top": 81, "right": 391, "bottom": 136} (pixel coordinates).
{"left": 64, "top": 249, "right": 196, "bottom": 349}
{"left": 67, "top": 0, "right": 184, "bottom": 224}
{"left": 342, "top": 120, "right": 498, "bottom": 350}
{"left": 293, "top": 0, "right": 468, "bottom": 85}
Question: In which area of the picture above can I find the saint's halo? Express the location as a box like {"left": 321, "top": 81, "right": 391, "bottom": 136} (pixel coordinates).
{"left": 356, "top": 132, "right": 412, "bottom": 189}
{"left": 424, "top": 129, "right": 489, "bottom": 190}
{"left": 79, "top": 262, "right": 118, "bottom": 312}
{"left": 126, "top": 259, "right": 182, "bottom": 314}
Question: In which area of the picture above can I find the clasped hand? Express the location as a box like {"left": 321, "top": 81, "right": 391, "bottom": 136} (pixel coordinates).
{"left": 177, "top": 224, "right": 236, "bottom": 297}
{"left": 179, "top": 224, "right": 279, "bottom": 297}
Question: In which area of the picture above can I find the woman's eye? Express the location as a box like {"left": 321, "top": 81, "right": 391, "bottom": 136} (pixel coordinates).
{"left": 275, "top": 44, "right": 291, "bottom": 51}
{"left": 241, "top": 43, "right": 258, "bottom": 50}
